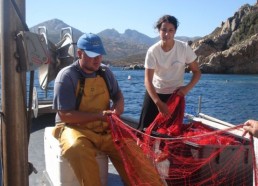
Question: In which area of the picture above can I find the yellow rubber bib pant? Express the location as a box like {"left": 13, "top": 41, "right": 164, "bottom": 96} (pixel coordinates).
{"left": 59, "top": 76, "right": 130, "bottom": 186}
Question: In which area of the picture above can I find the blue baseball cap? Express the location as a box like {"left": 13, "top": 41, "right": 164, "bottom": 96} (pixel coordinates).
{"left": 77, "top": 33, "right": 106, "bottom": 58}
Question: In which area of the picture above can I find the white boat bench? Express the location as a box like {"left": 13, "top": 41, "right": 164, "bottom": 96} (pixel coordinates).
{"left": 44, "top": 127, "right": 108, "bottom": 186}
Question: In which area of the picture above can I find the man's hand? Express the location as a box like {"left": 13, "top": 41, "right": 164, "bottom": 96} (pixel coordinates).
{"left": 243, "top": 119, "right": 258, "bottom": 138}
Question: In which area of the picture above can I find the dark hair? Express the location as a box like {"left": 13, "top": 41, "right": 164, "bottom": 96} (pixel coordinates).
{"left": 154, "top": 15, "right": 179, "bottom": 30}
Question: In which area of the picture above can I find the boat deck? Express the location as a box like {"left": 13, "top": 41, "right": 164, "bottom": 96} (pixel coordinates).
{"left": 29, "top": 113, "right": 124, "bottom": 186}
{"left": 24, "top": 107, "right": 258, "bottom": 186}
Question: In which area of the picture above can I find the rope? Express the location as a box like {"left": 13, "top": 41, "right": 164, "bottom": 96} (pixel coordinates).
{"left": 0, "top": 111, "right": 4, "bottom": 186}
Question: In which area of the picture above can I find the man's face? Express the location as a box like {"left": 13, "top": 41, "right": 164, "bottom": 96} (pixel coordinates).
{"left": 78, "top": 50, "right": 102, "bottom": 73}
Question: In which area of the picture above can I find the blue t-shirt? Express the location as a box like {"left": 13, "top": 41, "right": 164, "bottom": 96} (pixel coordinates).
{"left": 53, "top": 60, "right": 120, "bottom": 122}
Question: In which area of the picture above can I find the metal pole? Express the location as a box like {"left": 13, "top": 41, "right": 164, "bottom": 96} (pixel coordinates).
{"left": 0, "top": 0, "right": 29, "bottom": 185}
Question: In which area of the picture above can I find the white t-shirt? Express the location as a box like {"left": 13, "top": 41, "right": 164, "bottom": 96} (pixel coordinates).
{"left": 144, "top": 40, "right": 197, "bottom": 94}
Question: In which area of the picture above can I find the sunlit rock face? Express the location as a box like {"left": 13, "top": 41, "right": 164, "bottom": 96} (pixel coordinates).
{"left": 189, "top": 4, "right": 258, "bottom": 74}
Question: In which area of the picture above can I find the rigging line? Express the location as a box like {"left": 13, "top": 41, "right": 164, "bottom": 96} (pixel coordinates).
{"left": 0, "top": 111, "right": 5, "bottom": 186}
{"left": 27, "top": 72, "right": 34, "bottom": 141}
{"left": 17, "top": 56, "right": 31, "bottom": 140}
{"left": 251, "top": 136, "right": 258, "bottom": 185}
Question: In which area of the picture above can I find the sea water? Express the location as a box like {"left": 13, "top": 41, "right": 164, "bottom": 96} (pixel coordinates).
{"left": 1, "top": 67, "right": 258, "bottom": 125}
{"left": 111, "top": 67, "right": 258, "bottom": 125}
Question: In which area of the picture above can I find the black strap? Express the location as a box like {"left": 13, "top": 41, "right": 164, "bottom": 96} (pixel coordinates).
{"left": 75, "top": 66, "right": 111, "bottom": 110}
{"left": 75, "top": 78, "right": 85, "bottom": 110}
{"left": 97, "top": 67, "right": 111, "bottom": 98}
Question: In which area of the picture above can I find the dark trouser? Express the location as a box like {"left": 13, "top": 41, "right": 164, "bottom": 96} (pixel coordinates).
{"left": 138, "top": 91, "right": 171, "bottom": 131}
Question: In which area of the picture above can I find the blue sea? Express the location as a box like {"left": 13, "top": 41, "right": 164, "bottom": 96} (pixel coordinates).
{"left": 2, "top": 67, "right": 258, "bottom": 125}
{"left": 111, "top": 67, "right": 258, "bottom": 125}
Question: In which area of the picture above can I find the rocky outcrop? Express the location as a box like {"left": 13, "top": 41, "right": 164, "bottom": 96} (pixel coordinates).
{"left": 190, "top": 4, "right": 258, "bottom": 74}
{"left": 122, "top": 64, "right": 144, "bottom": 70}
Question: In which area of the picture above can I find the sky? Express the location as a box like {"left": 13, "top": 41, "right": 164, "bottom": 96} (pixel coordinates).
{"left": 26, "top": 0, "right": 257, "bottom": 38}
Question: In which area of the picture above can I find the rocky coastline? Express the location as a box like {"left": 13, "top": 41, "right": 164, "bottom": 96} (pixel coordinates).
{"left": 189, "top": 4, "right": 258, "bottom": 74}
{"left": 122, "top": 64, "right": 144, "bottom": 70}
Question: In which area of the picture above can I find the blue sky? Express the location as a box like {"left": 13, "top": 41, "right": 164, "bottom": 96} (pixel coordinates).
{"left": 26, "top": 0, "right": 256, "bottom": 38}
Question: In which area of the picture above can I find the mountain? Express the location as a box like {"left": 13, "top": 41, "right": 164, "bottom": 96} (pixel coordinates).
{"left": 30, "top": 19, "right": 83, "bottom": 43}
{"left": 97, "top": 29, "right": 152, "bottom": 63}
{"left": 98, "top": 28, "right": 158, "bottom": 45}
{"left": 30, "top": 19, "right": 198, "bottom": 66}
{"left": 30, "top": 3, "right": 258, "bottom": 74}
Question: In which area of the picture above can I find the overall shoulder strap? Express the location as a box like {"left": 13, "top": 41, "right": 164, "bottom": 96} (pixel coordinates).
{"left": 74, "top": 62, "right": 85, "bottom": 110}
{"left": 97, "top": 67, "right": 111, "bottom": 97}
{"left": 75, "top": 77, "right": 85, "bottom": 110}
{"left": 75, "top": 66, "right": 111, "bottom": 110}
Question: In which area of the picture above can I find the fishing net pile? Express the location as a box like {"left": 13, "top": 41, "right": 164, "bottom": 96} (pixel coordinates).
{"left": 108, "top": 93, "right": 257, "bottom": 186}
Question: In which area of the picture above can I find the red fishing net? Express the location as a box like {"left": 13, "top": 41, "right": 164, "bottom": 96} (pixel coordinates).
{"left": 108, "top": 93, "right": 257, "bottom": 186}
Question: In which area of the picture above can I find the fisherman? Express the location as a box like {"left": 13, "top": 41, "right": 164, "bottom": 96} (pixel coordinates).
{"left": 52, "top": 33, "right": 130, "bottom": 186}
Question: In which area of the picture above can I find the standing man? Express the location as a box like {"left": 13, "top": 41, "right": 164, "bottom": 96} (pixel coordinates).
{"left": 53, "top": 33, "right": 130, "bottom": 186}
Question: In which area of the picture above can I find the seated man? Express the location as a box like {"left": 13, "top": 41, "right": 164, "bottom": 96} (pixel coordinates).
{"left": 53, "top": 33, "right": 130, "bottom": 186}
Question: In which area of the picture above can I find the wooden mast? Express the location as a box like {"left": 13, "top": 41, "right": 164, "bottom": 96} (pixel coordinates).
{"left": 0, "top": 0, "right": 29, "bottom": 185}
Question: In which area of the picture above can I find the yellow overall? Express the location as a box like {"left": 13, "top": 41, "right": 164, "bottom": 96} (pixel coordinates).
{"left": 59, "top": 76, "right": 130, "bottom": 186}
